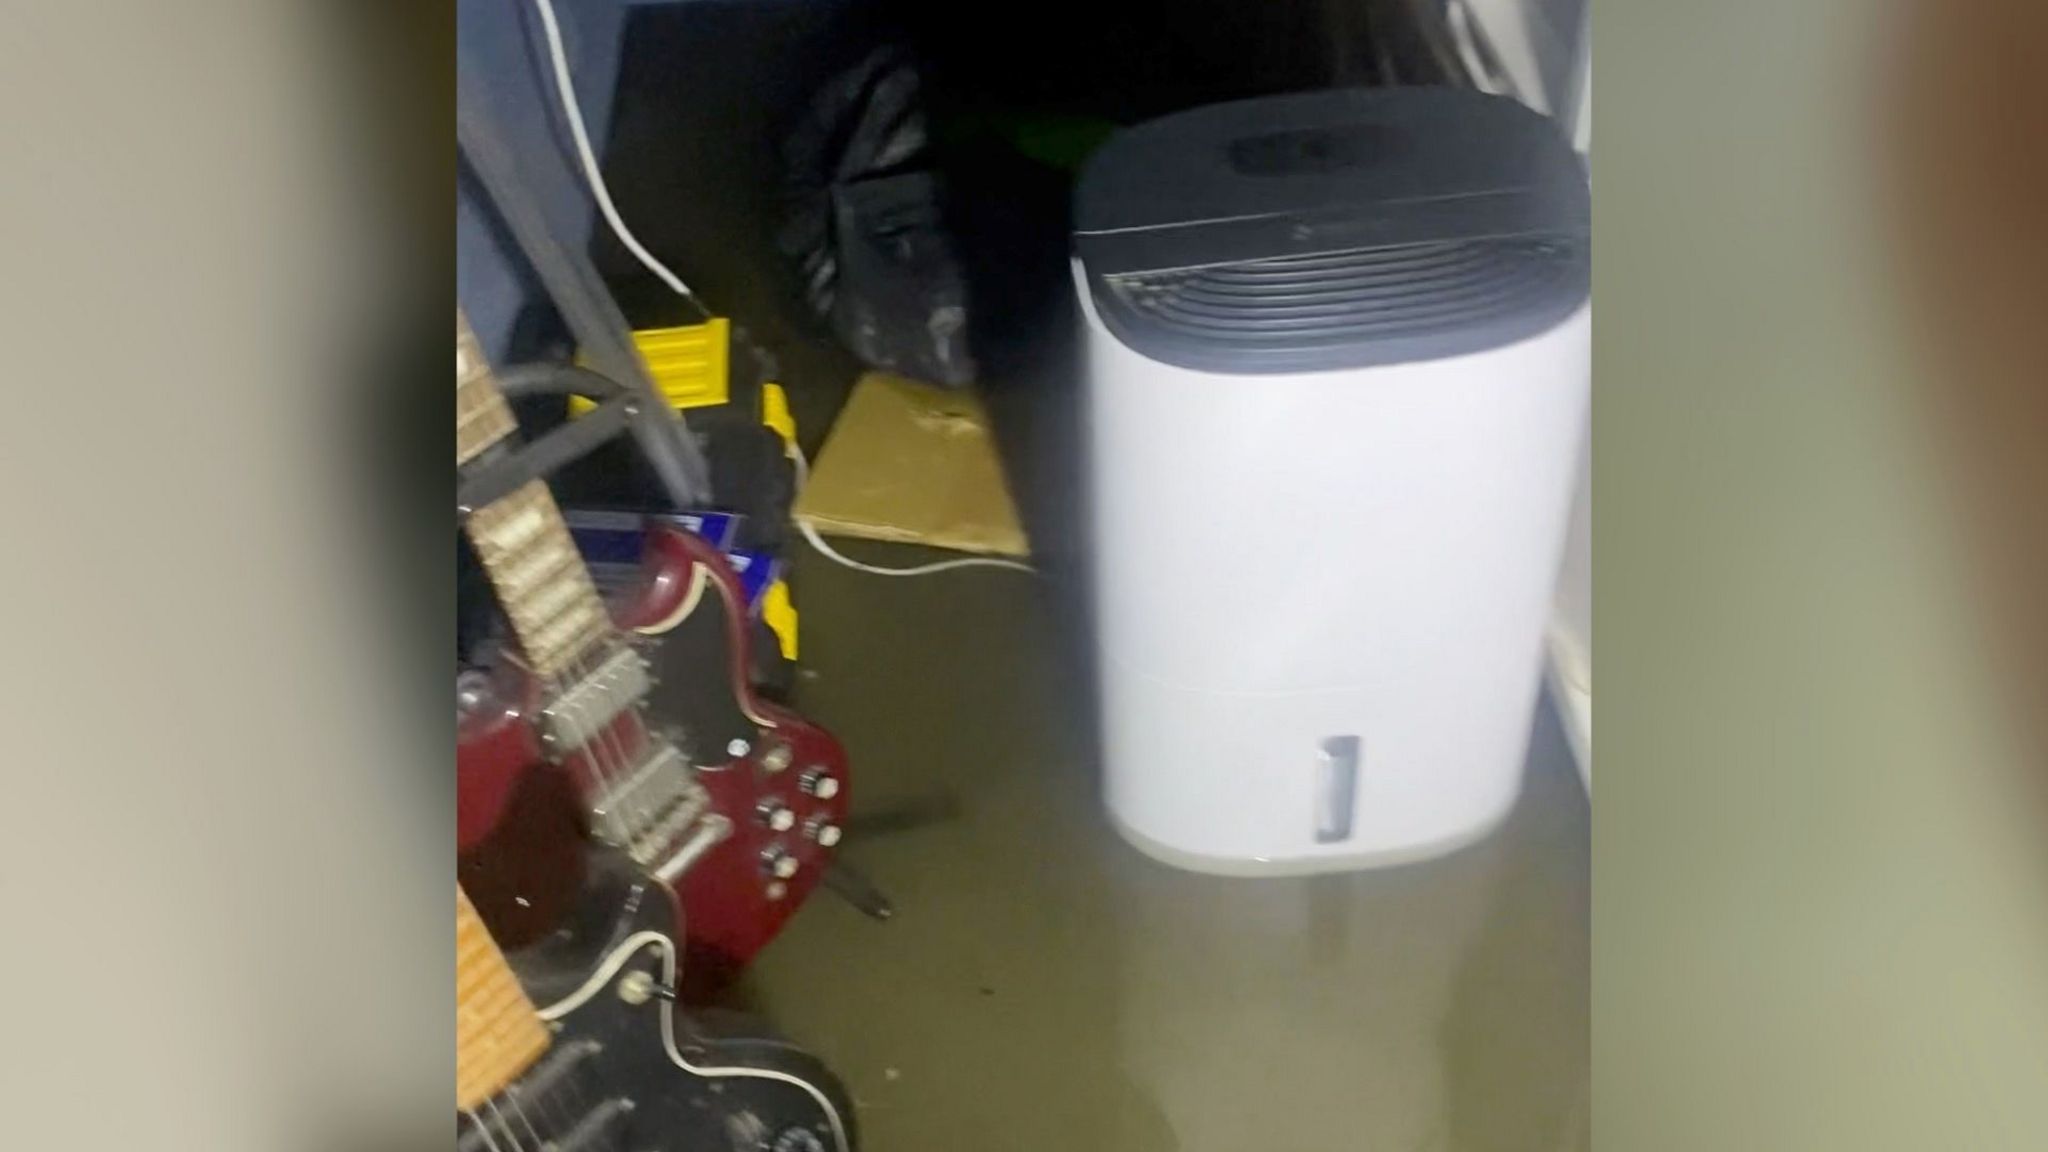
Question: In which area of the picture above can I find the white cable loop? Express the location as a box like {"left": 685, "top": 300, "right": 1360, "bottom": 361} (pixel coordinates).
{"left": 529, "top": 0, "right": 708, "bottom": 315}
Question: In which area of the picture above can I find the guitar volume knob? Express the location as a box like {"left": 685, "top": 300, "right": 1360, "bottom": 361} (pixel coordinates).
{"left": 760, "top": 846, "right": 800, "bottom": 880}
{"left": 756, "top": 800, "right": 796, "bottom": 832}
{"left": 798, "top": 769, "right": 839, "bottom": 800}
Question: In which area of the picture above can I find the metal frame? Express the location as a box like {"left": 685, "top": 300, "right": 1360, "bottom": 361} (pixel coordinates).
{"left": 457, "top": 44, "right": 713, "bottom": 510}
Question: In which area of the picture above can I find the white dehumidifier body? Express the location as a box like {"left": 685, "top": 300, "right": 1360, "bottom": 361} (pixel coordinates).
{"left": 1073, "top": 88, "right": 1591, "bottom": 874}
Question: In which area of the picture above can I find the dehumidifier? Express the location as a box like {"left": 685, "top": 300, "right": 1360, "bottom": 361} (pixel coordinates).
{"left": 1074, "top": 87, "right": 1590, "bottom": 874}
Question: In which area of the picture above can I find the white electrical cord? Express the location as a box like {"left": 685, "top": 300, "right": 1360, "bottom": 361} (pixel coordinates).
{"left": 531, "top": 0, "right": 1035, "bottom": 579}
{"left": 529, "top": 0, "right": 709, "bottom": 317}
{"left": 788, "top": 443, "right": 1037, "bottom": 576}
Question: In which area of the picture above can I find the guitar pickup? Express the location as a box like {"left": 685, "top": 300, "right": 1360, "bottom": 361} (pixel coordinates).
{"left": 589, "top": 741, "right": 712, "bottom": 866}
{"left": 537, "top": 645, "right": 651, "bottom": 756}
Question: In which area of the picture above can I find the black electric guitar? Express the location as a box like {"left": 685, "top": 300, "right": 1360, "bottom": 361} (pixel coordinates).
{"left": 458, "top": 876, "right": 858, "bottom": 1152}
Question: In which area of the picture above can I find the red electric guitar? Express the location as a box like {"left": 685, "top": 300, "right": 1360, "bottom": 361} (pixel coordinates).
{"left": 455, "top": 310, "right": 850, "bottom": 1002}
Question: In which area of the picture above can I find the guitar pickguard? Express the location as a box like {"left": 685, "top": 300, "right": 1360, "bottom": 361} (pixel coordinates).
{"left": 617, "top": 526, "right": 852, "bottom": 1000}
{"left": 628, "top": 558, "right": 758, "bottom": 767}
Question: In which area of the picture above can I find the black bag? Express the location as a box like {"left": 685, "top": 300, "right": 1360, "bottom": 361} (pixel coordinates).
{"left": 778, "top": 48, "right": 976, "bottom": 386}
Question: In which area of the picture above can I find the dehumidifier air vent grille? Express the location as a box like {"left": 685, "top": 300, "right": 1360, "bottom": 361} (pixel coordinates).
{"left": 1096, "top": 236, "right": 1587, "bottom": 374}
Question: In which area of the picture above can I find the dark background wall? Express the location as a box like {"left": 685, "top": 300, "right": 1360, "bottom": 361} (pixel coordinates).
{"left": 458, "top": 0, "right": 1449, "bottom": 456}
{"left": 457, "top": 0, "right": 1428, "bottom": 352}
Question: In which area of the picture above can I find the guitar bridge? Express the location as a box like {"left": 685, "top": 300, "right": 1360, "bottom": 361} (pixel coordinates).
{"left": 539, "top": 645, "right": 651, "bottom": 756}
{"left": 589, "top": 742, "right": 715, "bottom": 869}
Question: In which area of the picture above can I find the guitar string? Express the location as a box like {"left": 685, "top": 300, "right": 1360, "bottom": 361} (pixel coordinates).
{"left": 482, "top": 550, "right": 617, "bottom": 821}
{"left": 502, "top": 495, "right": 662, "bottom": 849}
{"left": 461, "top": 1107, "right": 505, "bottom": 1152}
{"left": 542, "top": 639, "right": 656, "bottom": 866}
{"left": 578, "top": 611, "right": 658, "bottom": 840}
{"left": 492, "top": 1096, "right": 533, "bottom": 1152}
{"left": 526, "top": 1059, "right": 577, "bottom": 1146}
{"left": 465, "top": 370, "right": 694, "bottom": 865}
{"left": 552, "top": 515, "right": 667, "bottom": 844}
{"left": 474, "top": 1100, "right": 518, "bottom": 1152}
{"left": 500, "top": 1082, "right": 548, "bottom": 1151}
{"left": 564, "top": 610, "right": 667, "bottom": 859}
{"left": 557, "top": 522, "right": 715, "bottom": 868}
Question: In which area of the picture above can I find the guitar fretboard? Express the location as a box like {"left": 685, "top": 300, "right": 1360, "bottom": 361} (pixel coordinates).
{"left": 457, "top": 310, "right": 613, "bottom": 682}
{"left": 465, "top": 480, "right": 612, "bottom": 682}
{"left": 456, "top": 887, "right": 549, "bottom": 1112}
{"left": 457, "top": 313, "right": 518, "bottom": 468}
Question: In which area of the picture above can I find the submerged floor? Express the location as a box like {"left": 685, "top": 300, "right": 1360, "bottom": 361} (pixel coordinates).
{"left": 600, "top": 15, "right": 1587, "bottom": 1141}
{"left": 726, "top": 545, "right": 1590, "bottom": 1152}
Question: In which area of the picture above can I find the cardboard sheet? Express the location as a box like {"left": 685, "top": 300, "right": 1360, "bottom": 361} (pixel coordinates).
{"left": 793, "top": 372, "right": 1031, "bottom": 558}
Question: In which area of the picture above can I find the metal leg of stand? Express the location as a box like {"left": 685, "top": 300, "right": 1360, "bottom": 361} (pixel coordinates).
{"left": 822, "top": 861, "right": 895, "bottom": 922}
{"left": 456, "top": 46, "right": 712, "bottom": 510}
{"left": 842, "top": 793, "right": 962, "bottom": 840}
{"left": 816, "top": 792, "right": 966, "bottom": 922}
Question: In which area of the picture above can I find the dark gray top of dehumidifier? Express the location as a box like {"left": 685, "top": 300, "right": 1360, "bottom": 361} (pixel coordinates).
{"left": 1074, "top": 87, "right": 1590, "bottom": 374}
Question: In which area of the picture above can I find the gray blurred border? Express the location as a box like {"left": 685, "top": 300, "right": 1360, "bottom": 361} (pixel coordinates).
{"left": 1595, "top": 1, "right": 2048, "bottom": 1146}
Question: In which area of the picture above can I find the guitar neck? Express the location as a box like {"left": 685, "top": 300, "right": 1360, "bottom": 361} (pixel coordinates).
{"left": 456, "top": 886, "right": 550, "bottom": 1112}
{"left": 457, "top": 310, "right": 615, "bottom": 682}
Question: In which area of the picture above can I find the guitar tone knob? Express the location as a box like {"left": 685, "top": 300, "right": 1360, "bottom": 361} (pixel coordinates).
{"left": 805, "top": 818, "right": 842, "bottom": 848}
{"left": 799, "top": 770, "right": 839, "bottom": 800}
{"left": 756, "top": 801, "right": 797, "bottom": 832}
{"left": 761, "top": 847, "right": 800, "bottom": 880}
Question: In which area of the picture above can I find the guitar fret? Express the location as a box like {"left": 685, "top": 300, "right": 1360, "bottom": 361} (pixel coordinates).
{"left": 519, "top": 602, "right": 609, "bottom": 680}
{"left": 457, "top": 317, "right": 616, "bottom": 683}
{"left": 494, "top": 541, "right": 585, "bottom": 611}
{"left": 466, "top": 481, "right": 612, "bottom": 680}
{"left": 457, "top": 311, "right": 518, "bottom": 466}
{"left": 523, "top": 575, "right": 599, "bottom": 638}
{"left": 481, "top": 504, "right": 547, "bottom": 554}
{"left": 456, "top": 887, "right": 549, "bottom": 1112}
